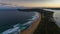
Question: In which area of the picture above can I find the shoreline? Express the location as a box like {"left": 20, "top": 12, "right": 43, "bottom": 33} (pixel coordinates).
{"left": 21, "top": 12, "right": 41, "bottom": 34}
{"left": 18, "top": 9, "right": 60, "bottom": 34}
{"left": 33, "top": 10, "right": 60, "bottom": 34}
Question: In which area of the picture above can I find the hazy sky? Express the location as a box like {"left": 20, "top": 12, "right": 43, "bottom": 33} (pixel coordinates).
{"left": 0, "top": 0, "right": 48, "bottom": 2}
{"left": 0, "top": 0, "right": 60, "bottom": 8}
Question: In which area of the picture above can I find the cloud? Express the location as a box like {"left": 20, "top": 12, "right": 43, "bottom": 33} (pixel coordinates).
{"left": 0, "top": 0, "right": 49, "bottom": 2}
{"left": 0, "top": 0, "right": 60, "bottom": 7}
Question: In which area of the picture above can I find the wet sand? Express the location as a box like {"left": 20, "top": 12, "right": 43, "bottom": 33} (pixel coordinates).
{"left": 20, "top": 12, "right": 41, "bottom": 34}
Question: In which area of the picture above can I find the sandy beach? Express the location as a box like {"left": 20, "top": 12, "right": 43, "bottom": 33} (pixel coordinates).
{"left": 21, "top": 12, "right": 41, "bottom": 34}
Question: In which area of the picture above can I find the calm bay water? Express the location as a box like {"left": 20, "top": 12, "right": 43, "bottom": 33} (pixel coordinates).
{"left": 53, "top": 10, "right": 60, "bottom": 27}
{"left": 44, "top": 9, "right": 60, "bottom": 27}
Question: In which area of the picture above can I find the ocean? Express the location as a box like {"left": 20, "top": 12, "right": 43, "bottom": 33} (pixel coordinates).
{"left": 0, "top": 10, "right": 39, "bottom": 34}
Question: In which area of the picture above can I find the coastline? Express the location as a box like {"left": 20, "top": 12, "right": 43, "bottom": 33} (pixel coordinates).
{"left": 18, "top": 9, "right": 60, "bottom": 34}
{"left": 33, "top": 10, "right": 60, "bottom": 34}
{"left": 21, "top": 12, "right": 41, "bottom": 34}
